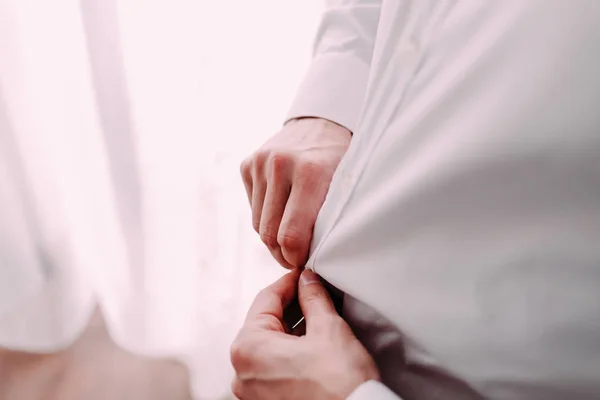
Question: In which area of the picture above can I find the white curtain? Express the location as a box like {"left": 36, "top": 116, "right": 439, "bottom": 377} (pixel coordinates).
{"left": 0, "top": 0, "right": 320, "bottom": 398}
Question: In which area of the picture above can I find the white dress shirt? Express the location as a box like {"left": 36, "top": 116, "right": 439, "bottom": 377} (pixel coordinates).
{"left": 287, "top": 1, "right": 600, "bottom": 399}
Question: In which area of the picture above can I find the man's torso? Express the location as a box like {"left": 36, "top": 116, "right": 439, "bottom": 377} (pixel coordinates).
{"left": 309, "top": 1, "right": 600, "bottom": 398}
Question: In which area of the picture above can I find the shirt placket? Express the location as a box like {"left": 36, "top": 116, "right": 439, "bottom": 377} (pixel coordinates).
{"left": 308, "top": 6, "right": 427, "bottom": 274}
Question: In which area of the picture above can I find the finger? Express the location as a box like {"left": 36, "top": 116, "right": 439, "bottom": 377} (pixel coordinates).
{"left": 231, "top": 377, "right": 244, "bottom": 400}
{"left": 244, "top": 269, "right": 302, "bottom": 332}
{"left": 278, "top": 163, "right": 329, "bottom": 267}
{"left": 251, "top": 161, "right": 267, "bottom": 233}
{"left": 231, "top": 338, "right": 298, "bottom": 397}
{"left": 298, "top": 269, "right": 338, "bottom": 333}
{"left": 268, "top": 246, "right": 295, "bottom": 270}
{"left": 240, "top": 158, "right": 253, "bottom": 206}
{"left": 231, "top": 376, "right": 266, "bottom": 400}
{"left": 260, "top": 155, "right": 294, "bottom": 269}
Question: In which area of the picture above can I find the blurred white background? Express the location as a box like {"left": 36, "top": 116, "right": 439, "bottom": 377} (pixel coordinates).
{"left": 0, "top": 0, "right": 321, "bottom": 398}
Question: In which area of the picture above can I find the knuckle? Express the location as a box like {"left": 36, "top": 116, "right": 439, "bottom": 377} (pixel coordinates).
{"left": 327, "top": 315, "right": 352, "bottom": 336}
{"left": 328, "top": 314, "right": 346, "bottom": 329}
{"left": 255, "top": 288, "right": 280, "bottom": 311}
{"left": 254, "top": 288, "right": 269, "bottom": 305}
{"left": 303, "top": 288, "right": 327, "bottom": 304}
{"left": 230, "top": 339, "right": 253, "bottom": 370}
{"left": 267, "top": 151, "right": 292, "bottom": 169}
{"left": 231, "top": 378, "right": 244, "bottom": 399}
{"left": 277, "top": 229, "right": 307, "bottom": 252}
{"left": 296, "top": 160, "right": 324, "bottom": 178}
{"left": 256, "top": 286, "right": 274, "bottom": 301}
{"left": 260, "top": 229, "right": 279, "bottom": 249}
{"left": 315, "top": 314, "right": 346, "bottom": 335}
{"left": 253, "top": 149, "right": 269, "bottom": 166}
{"left": 240, "top": 158, "right": 252, "bottom": 177}
{"left": 279, "top": 260, "right": 296, "bottom": 270}
{"left": 254, "top": 314, "right": 283, "bottom": 332}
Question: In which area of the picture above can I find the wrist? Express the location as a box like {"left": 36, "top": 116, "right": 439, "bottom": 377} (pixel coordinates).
{"left": 285, "top": 117, "right": 352, "bottom": 135}
{"left": 346, "top": 380, "right": 398, "bottom": 400}
{"left": 334, "top": 367, "right": 381, "bottom": 400}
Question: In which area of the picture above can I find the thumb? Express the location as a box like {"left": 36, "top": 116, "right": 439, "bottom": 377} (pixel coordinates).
{"left": 298, "top": 269, "right": 338, "bottom": 332}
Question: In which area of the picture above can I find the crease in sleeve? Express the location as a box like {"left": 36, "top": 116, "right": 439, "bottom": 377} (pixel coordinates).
{"left": 285, "top": 53, "right": 370, "bottom": 133}
{"left": 346, "top": 380, "right": 403, "bottom": 400}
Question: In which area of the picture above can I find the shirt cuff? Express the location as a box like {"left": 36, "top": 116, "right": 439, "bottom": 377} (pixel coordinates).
{"left": 346, "top": 380, "right": 402, "bottom": 400}
{"left": 285, "top": 53, "right": 370, "bottom": 133}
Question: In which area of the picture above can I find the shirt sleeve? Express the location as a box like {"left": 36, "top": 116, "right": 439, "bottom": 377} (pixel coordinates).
{"left": 285, "top": 0, "right": 382, "bottom": 132}
{"left": 346, "top": 380, "right": 403, "bottom": 400}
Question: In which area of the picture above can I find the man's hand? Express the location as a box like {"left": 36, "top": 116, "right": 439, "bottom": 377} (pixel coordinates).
{"left": 230, "top": 269, "right": 380, "bottom": 400}
{"left": 241, "top": 118, "right": 351, "bottom": 269}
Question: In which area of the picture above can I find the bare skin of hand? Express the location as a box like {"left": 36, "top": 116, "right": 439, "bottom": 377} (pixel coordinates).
{"left": 240, "top": 118, "right": 352, "bottom": 269}
{"left": 230, "top": 269, "right": 380, "bottom": 400}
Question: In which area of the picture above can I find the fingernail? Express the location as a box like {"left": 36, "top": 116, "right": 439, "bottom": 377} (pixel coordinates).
{"left": 300, "top": 270, "right": 321, "bottom": 286}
